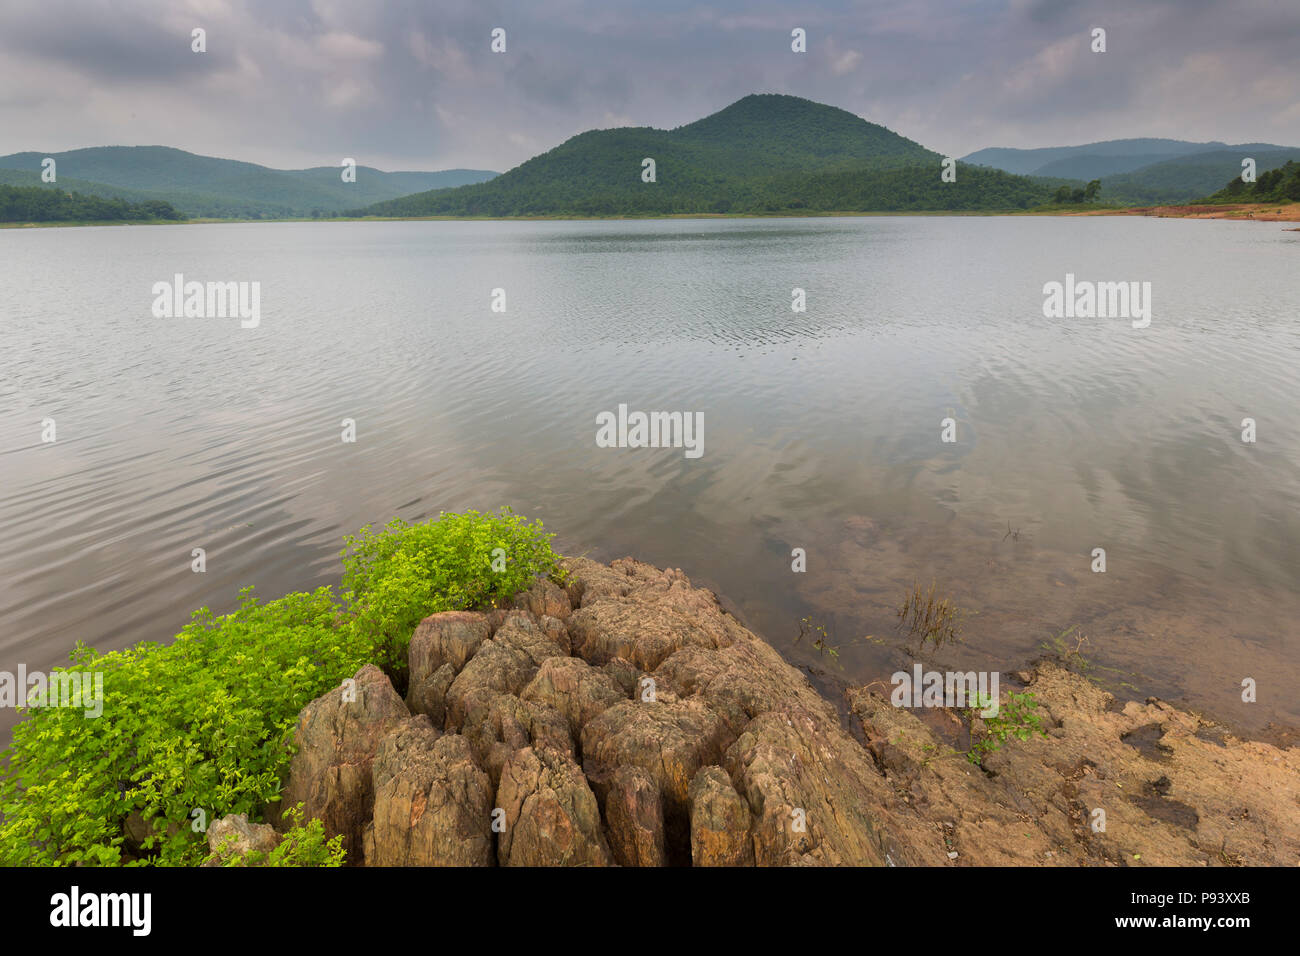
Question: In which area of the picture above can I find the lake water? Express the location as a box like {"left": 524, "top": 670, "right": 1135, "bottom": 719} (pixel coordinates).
{"left": 2, "top": 216, "right": 1298, "bottom": 743}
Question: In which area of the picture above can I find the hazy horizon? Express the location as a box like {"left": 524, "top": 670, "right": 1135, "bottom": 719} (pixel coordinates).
{"left": 6, "top": 115, "right": 1297, "bottom": 180}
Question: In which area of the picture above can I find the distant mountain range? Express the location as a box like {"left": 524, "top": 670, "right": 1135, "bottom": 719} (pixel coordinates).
{"left": 0, "top": 146, "right": 497, "bottom": 218}
{"left": 961, "top": 138, "right": 1300, "bottom": 204}
{"left": 5, "top": 105, "right": 1296, "bottom": 221}
{"left": 354, "top": 94, "right": 1056, "bottom": 217}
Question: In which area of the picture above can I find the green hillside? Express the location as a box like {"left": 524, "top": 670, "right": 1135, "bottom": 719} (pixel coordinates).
{"left": 1030, "top": 152, "right": 1194, "bottom": 180}
{"left": 963, "top": 138, "right": 1299, "bottom": 204}
{"left": 666, "top": 93, "right": 937, "bottom": 171}
{"left": 0, "top": 168, "right": 171, "bottom": 204}
{"left": 1096, "top": 149, "right": 1300, "bottom": 205}
{"left": 962, "top": 139, "right": 1216, "bottom": 176}
{"left": 354, "top": 94, "right": 1053, "bottom": 217}
{"left": 0, "top": 146, "right": 497, "bottom": 218}
{"left": 1196, "top": 159, "right": 1300, "bottom": 203}
{"left": 961, "top": 138, "right": 1290, "bottom": 177}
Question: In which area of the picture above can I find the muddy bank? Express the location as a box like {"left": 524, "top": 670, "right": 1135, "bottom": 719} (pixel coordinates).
{"left": 220, "top": 557, "right": 1297, "bottom": 866}
{"left": 1076, "top": 202, "right": 1300, "bottom": 222}
{"left": 851, "top": 661, "right": 1298, "bottom": 865}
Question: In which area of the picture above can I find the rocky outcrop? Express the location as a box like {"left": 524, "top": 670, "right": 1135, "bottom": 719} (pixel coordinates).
{"left": 280, "top": 559, "right": 1298, "bottom": 867}
{"left": 280, "top": 663, "right": 409, "bottom": 862}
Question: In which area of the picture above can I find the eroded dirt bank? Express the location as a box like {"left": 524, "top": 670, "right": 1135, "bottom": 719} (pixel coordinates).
{"left": 1075, "top": 201, "right": 1300, "bottom": 222}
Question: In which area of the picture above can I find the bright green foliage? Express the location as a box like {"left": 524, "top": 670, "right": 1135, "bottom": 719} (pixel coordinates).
{"left": 341, "top": 508, "right": 563, "bottom": 671}
{"left": 215, "top": 806, "right": 345, "bottom": 867}
{"left": 0, "top": 510, "right": 563, "bottom": 867}
{"left": 0, "top": 587, "right": 370, "bottom": 866}
{"left": 966, "top": 690, "right": 1049, "bottom": 764}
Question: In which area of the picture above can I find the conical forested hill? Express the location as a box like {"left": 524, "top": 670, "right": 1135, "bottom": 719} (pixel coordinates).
{"left": 357, "top": 94, "right": 1053, "bottom": 217}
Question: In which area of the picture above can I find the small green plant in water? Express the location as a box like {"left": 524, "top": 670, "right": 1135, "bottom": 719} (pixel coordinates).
{"left": 897, "top": 579, "right": 965, "bottom": 651}
{"left": 965, "top": 690, "right": 1049, "bottom": 764}
{"left": 1040, "top": 624, "right": 1091, "bottom": 669}
{"left": 796, "top": 616, "right": 839, "bottom": 659}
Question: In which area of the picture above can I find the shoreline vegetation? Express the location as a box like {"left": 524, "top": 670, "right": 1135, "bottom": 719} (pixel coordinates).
{"left": 1, "top": 510, "right": 1294, "bottom": 867}
{"left": 5, "top": 200, "right": 1300, "bottom": 229}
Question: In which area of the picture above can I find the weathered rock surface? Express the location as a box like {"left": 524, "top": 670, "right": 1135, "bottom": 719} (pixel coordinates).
{"left": 565, "top": 557, "right": 931, "bottom": 866}
{"left": 459, "top": 691, "right": 573, "bottom": 789}
{"left": 849, "top": 661, "right": 1300, "bottom": 866}
{"left": 281, "top": 663, "right": 409, "bottom": 861}
{"left": 688, "top": 767, "right": 752, "bottom": 866}
{"left": 202, "top": 813, "right": 279, "bottom": 866}
{"left": 363, "top": 716, "right": 494, "bottom": 866}
{"left": 407, "top": 611, "right": 490, "bottom": 720}
{"left": 605, "top": 766, "right": 667, "bottom": 867}
{"left": 444, "top": 611, "right": 568, "bottom": 730}
{"left": 496, "top": 745, "right": 611, "bottom": 866}
{"left": 280, "top": 560, "right": 1296, "bottom": 867}
{"left": 409, "top": 611, "right": 492, "bottom": 679}
{"left": 514, "top": 576, "right": 573, "bottom": 621}
{"left": 522, "top": 656, "right": 625, "bottom": 737}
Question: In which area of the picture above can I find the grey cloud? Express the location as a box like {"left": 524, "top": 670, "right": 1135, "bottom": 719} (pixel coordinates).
{"left": 0, "top": 0, "right": 1295, "bottom": 172}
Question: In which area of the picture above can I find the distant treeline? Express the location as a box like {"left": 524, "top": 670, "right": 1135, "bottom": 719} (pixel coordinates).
{"left": 0, "top": 183, "right": 184, "bottom": 222}
{"left": 349, "top": 163, "right": 1058, "bottom": 217}
{"left": 1199, "top": 160, "right": 1300, "bottom": 203}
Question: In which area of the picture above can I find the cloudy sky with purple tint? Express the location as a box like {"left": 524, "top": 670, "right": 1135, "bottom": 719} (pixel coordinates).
{"left": 2, "top": 0, "right": 1297, "bottom": 171}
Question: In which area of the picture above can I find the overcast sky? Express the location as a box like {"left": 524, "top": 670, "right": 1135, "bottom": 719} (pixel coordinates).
{"left": 2, "top": 0, "right": 1297, "bottom": 172}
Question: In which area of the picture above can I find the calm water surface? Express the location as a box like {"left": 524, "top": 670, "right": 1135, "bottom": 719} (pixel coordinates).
{"left": 2, "top": 217, "right": 1298, "bottom": 741}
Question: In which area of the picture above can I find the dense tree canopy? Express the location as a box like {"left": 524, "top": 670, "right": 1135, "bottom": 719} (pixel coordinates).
{"left": 1198, "top": 160, "right": 1300, "bottom": 203}
{"left": 352, "top": 96, "right": 1059, "bottom": 218}
{"left": 0, "top": 183, "right": 184, "bottom": 222}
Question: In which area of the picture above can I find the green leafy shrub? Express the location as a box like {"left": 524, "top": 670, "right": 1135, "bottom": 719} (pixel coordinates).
{"left": 0, "top": 509, "right": 563, "bottom": 867}
{"left": 215, "top": 806, "right": 345, "bottom": 867}
{"left": 0, "top": 586, "right": 370, "bottom": 866}
{"left": 341, "top": 507, "right": 563, "bottom": 671}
